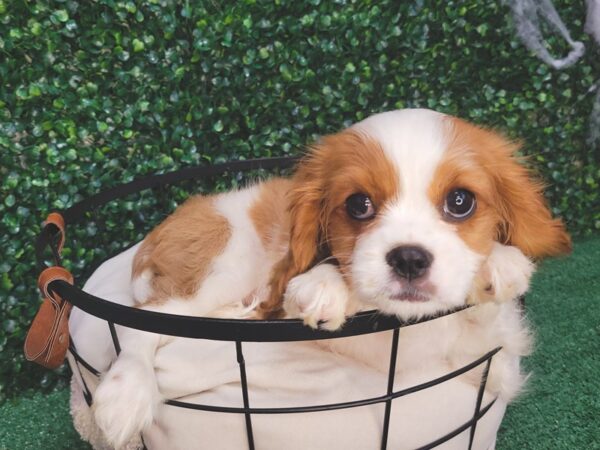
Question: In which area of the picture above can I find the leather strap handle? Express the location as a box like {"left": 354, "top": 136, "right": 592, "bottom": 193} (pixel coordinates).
{"left": 42, "top": 212, "right": 66, "bottom": 255}
{"left": 36, "top": 212, "right": 66, "bottom": 270}
{"left": 24, "top": 266, "right": 74, "bottom": 369}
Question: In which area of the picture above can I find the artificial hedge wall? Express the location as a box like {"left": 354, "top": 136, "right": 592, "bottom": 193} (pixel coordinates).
{"left": 1, "top": 0, "right": 599, "bottom": 400}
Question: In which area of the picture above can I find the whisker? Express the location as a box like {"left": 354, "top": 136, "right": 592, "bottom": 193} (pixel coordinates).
{"left": 323, "top": 236, "right": 354, "bottom": 243}
{"left": 315, "top": 255, "right": 341, "bottom": 265}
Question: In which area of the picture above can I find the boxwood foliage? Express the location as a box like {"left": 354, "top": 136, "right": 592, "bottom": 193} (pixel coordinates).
{"left": 0, "top": 0, "right": 598, "bottom": 400}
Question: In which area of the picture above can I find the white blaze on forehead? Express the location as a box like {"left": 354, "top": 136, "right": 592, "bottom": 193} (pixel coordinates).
{"left": 352, "top": 109, "right": 448, "bottom": 203}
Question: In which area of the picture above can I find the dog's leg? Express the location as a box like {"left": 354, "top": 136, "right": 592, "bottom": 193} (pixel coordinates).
{"left": 283, "top": 263, "right": 356, "bottom": 330}
{"left": 93, "top": 323, "right": 162, "bottom": 450}
{"left": 460, "top": 243, "right": 534, "bottom": 401}
{"left": 94, "top": 290, "right": 241, "bottom": 449}
{"left": 469, "top": 242, "right": 535, "bottom": 304}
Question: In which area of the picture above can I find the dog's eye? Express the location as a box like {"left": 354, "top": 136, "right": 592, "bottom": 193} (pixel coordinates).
{"left": 346, "top": 193, "right": 376, "bottom": 220}
{"left": 443, "top": 189, "right": 476, "bottom": 220}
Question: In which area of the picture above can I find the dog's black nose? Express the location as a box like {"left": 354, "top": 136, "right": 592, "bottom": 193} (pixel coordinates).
{"left": 386, "top": 246, "right": 433, "bottom": 281}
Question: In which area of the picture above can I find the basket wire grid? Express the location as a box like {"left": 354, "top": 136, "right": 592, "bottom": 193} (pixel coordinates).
{"left": 36, "top": 157, "right": 502, "bottom": 450}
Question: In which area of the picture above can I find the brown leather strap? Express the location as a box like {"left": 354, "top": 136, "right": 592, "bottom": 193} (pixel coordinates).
{"left": 24, "top": 266, "right": 74, "bottom": 369}
{"left": 38, "top": 266, "right": 73, "bottom": 299}
{"left": 42, "top": 212, "right": 66, "bottom": 254}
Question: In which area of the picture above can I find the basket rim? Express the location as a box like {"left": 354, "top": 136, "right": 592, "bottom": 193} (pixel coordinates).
{"left": 52, "top": 279, "right": 472, "bottom": 341}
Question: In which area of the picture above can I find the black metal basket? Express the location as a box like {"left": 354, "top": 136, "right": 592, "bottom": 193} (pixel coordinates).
{"left": 36, "top": 157, "right": 501, "bottom": 450}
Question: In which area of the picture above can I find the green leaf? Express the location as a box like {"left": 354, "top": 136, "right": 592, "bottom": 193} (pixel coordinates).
{"left": 1, "top": 273, "right": 13, "bottom": 290}
{"left": 132, "top": 38, "right": 145, "bottom": 52}
{"left": 4, "top": 194, "right": 15, "bottom": 207}
{"left": 53, "top": 9, "right": 69, "bottom": 23}
{"left": 213, "top": 120, "right": 224, "bottom": 132}
{"left": 96, "top": 121, "right": 108, "bottom": 133}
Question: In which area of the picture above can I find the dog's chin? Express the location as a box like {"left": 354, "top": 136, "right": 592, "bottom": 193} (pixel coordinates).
{"left": 367, "top": 288, "right": 468, "bottom": 321}
{"left": 390, "top": 286, "right": 431, "bottom": 303}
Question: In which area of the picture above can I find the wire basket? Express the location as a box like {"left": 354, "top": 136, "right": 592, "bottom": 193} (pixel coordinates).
{"left": 35, "top": 157, "right": 502, "bottom": 450}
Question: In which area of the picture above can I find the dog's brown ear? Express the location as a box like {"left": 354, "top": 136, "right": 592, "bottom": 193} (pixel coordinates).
{"left": 493, "top": 147, "right": 571, "bottom": 258}
{"left": 257, "top": 148, "right": 326, "bottom": 318}
{"left": 450, "top": 117, "right": 571, "bottom": 259}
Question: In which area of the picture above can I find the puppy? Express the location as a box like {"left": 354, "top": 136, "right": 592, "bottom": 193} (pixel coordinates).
{"left": 93, "top": 109, "right": 570, "bottom": 448}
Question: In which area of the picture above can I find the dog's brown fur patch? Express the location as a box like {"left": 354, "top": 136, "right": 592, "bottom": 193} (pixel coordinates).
{"left": 249, "top": 178, "right": 293, "bottom": 257}
{"left": 132, "top": 195, "right": 231, "bottom": 304}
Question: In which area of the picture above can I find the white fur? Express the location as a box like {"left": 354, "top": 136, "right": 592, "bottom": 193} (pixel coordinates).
{"left": 351, "top": 203, "right": 484, "bottom": 318}
{"left": 352, "top": 110, "right": 484, "bottom": 318}
{"left": 75, "top": 109, "right": 538, "bottom": 449}
{"left": 353, "top": 109, "right": 448, "bottom": 197}
{"left": 481, "top": 243, "right": 535, "bottom": 302}
{"left": 195, "top": 186, "right": 273, "bottom": 313}
{"left": 283, "top": 263, "right": 357, "bottom": 330}
{"left": 131, "top": 269, "right": 153, "bottom": 305}
{"left": 93, "top": 340, "right": 160, "bottom": 449}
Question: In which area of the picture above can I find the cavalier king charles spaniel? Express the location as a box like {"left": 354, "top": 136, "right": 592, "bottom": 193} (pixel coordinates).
{"left": 88, "top": 109, "right": 570, "bottom": 449}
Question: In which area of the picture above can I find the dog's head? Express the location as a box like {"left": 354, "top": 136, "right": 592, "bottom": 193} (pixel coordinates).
{"left": 262, "top": 109, "right": 570, "bottom": 318}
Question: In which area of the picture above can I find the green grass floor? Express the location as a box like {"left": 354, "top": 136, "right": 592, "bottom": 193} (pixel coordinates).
{"left": 1, "top": 236, "right": 598, "bottom": 450}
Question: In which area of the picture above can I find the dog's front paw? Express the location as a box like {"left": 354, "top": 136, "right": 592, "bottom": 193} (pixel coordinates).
{"left": 470, "top": 243, "right": 535, "bottom": 304}
{"left": 283, "top": 264, "right": 349, "bottom": 330}
{"left": 94, "top": 356, "right": 161, "bottom": 449}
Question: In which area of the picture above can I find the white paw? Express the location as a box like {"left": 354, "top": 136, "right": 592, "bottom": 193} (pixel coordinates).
{"left": 94, "top": 356, "right": 161, "bottom": 449}
{"left": 471, "top": 243, "right": 535, "bottom": 303}
{"left": 283, "top": 264, "right": 349, "bottom": 330}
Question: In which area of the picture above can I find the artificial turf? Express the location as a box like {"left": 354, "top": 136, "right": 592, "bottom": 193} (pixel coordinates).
{"left": 1, "top": 236, "right": 598, "bottom": 450}
{"left": 496, "top": 235, "right": 600, "bottom": 449}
